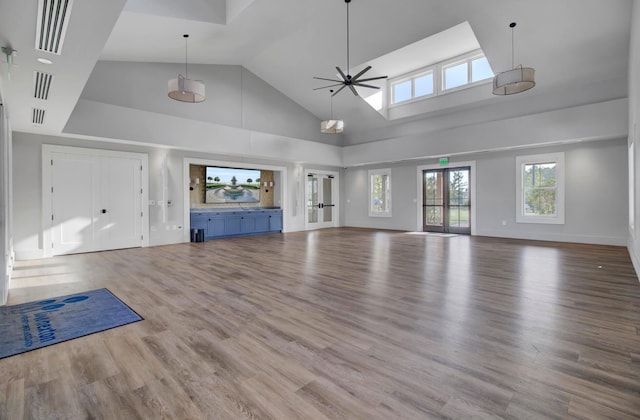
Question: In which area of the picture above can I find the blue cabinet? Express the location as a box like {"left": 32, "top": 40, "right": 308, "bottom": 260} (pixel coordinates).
{"left": 225, "top": 215, "right": 242, "bottom": 236}
{"left": 207, "top": 217, "right": 225, "bottom": 237}
{"left": 268, "top": 211, "right": 282, "bottom": 231}
{"left": 190, "top": 209, "right": 282, "bottom": 241}
{"left": 254, "top": 213, "right": 270, "bottom": 232}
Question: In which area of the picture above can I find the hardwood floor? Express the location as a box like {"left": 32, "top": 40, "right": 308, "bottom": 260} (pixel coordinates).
{"left": 1, "top": 228, "right": 640, "bottom": 419}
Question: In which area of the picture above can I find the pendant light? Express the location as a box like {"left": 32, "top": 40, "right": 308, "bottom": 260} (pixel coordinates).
{"left": 321, "top": 90, "right": 344, "bottom": 134}
{"left": 168, "top": 34, "right": 205, "bottom": 103}
{"left": 492, "top": 22, "right": 535, "bottom": 95}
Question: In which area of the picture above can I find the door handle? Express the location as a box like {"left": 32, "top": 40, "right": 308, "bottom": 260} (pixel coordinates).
{"left": 101, "top": 209, "right": 108, "bottom": 214}
{"left": 318, "top": 203, "right": 324, "bottom": 209}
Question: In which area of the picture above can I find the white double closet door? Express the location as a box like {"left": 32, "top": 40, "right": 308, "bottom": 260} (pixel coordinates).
{"left": 43, "top": 146, "right": 148, "bottom": 256}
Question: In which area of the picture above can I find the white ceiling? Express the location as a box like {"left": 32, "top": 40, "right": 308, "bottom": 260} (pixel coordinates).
{"left": 0, "top": 0, "right": 633, "bottom": 146}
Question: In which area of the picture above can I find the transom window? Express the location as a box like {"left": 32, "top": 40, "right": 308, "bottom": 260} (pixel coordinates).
{"left": 392, "top": 72, "right": 434, "bottom": 104}
{"left": 442, "top": 55, "right": 494, "bottom": 92}
{"left": 389, "top": 50, "right": 494, "bottom": 106}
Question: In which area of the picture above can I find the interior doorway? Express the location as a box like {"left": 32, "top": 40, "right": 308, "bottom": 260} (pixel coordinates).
{"left": 423, "top": 166, "right": 471, "bottom": 234}
{"left": 305, "top": 170, "right": 339, "bottom": 229}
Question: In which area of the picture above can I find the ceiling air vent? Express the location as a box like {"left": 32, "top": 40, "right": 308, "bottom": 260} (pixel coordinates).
{"left": 35, "top": 0, "right": 74, "bottom": 54}
{"left": 32, "top": 108, "right": 46, "bottom": 125}
{"left": 33, "top": 71, "right": 53, "bottom": 100}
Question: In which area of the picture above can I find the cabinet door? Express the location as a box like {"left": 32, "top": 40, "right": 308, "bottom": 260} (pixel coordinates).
{"left": 225, "top": 215, "right": 242, "bottom": 235}
{"left": 269, "top": 211, "right": 283, "bottom": 232}
{"left": 240, "top": 214, "right": 256, "bottom": 233}
{"left": 190, "top": 213, "right": 207, "bottom": 230}
{"left": 254, "top": 213, "right": 270, "bottom": 232}
{"left": 208, "top": 216, "right": 225, "bottom": 237}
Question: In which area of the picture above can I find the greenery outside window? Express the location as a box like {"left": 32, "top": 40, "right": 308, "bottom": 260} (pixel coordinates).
{"left": 516, "top": 153, "right": 565, "bottom": 224}
{"left": 369, "top": 168, "right": 392, "bottom": 217}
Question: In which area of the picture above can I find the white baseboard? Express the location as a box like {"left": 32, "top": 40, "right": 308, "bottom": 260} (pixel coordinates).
{"left": 476, "top": 229, "right": 626, "bottom": 246}
{"left": 627, "top": 240, "right": 640, "bottom": 282}
{"left": 14, "top": 249, "right": 46, "bottom": 261}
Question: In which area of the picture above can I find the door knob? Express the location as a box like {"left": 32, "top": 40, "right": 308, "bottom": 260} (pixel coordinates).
{"left": 101, "top": 209, "right": 107, "bottom": 214}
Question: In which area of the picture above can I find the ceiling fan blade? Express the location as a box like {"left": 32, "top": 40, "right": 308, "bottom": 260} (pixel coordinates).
{"left": 353, "top": 83, "right": 380, "bottom": 90}
{"left": 336, "top": 66, "right": 348, "bottom": 81}
{"left": 313, "top": 76, "right": 343, "bottom": 83}
{"left": 332, "top": 84, "right": 347, "bottom": 96}
{"left": 351, "top": 66, "right": 372, "bottom": 81}
{"left": 355, "top": 75, "right": 389, "bottom": 82}
{"left": 348, "top": 85, "right": 359, "bottom": 96}
{"left": 313, "top": 83, "right": 345, "bottom": 90}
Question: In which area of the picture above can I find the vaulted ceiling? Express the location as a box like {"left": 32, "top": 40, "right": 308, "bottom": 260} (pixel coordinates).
{"left": 0, "top": 0, "right": 633, "bottom": 148}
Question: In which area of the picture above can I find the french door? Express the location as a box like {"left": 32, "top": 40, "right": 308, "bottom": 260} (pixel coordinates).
{"left": 306, "top": 171, "right": 338, "bottom": 229}
{"left": 423, "top": 167, "right": 471, "bottom": 234}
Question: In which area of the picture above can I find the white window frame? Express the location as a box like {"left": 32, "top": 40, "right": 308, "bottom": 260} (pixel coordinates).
{"left": 516, "top": 152, "right": 565, "bottom": 224}
{"left": 388, "top": 49, "right": 493, "bottom": 108}
{"left": 441, "top": 51, "right": 493, "bottom": 93}
{"left": 390, "top": 69, "right": 436, "bottom": 105}
{"left": 369, "top": 168, "right": 392, "bottom": 217}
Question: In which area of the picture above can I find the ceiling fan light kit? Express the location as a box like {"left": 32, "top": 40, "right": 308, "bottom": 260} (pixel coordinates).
{"left": 492, "top": 22, "right": 535, "bottom": 95}
{"left": 168, "top": 34, "right": 205, "bottom": 103}
{"left": 313, "top": 0, "right": 388, "bottom": 97}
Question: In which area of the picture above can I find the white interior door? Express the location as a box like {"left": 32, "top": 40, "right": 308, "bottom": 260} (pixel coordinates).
{"left": 100, "top": 156, "right": 143, "bottom": 250}
{"left": 306, "top": 171, "right": 338, "bottom": 229}
{"left": 48, "top": 149, "right": 145, "bottom": 256}
{"left": 51, "top": 153, "right": 99, "bottom": 255}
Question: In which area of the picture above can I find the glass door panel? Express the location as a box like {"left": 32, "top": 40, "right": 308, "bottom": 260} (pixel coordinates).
{"left": 306, "top": 172, "right": 337, "bottom": 229}
{"left": 424, "top": 170, "right": 445, "bottom": 232}
{"left": 447, "top": 168, "right": 470, "bottom": 233}
{"left": 307, "top": 176, "right": 318, "bottom": 223}
{"left": 323, "top": 177, "right": 333, "bottom": 222}
{"left": 423, "top": 167, "right": 471, "bottom": 234}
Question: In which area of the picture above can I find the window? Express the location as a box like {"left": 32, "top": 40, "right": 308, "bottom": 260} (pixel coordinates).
{"left": 369, "top": 168, "right": 392, "bottom": 217}
{"left": 516, "top": 153, "right": 565, "bottom": 224}
{"left": 391, "top": 71, "right": 434, "bottom": 105}
{"left": 443, "top": 62, "right": 468, "bottom": 90}
{"left": 442, "top": 54, "right": 494, "bottom": 92}
{"left": 389, "top": 51, "right": 493, "bottom": 107}
{"left": 471, "top": 56, "right": 493, "bottom": 82}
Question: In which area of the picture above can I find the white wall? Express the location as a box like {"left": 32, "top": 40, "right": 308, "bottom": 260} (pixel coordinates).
{"left": 12, "top": 132, "right": 344, "bottom": 260}
{"left": 72, "top": 61, "right": 342, "bottom": 146}
{"left": 628, "top": 0, "right": 640, "bottom": 274}
{"left": 0, "top": 101, "right": 12, "bottom": 305}
{"left": 343, "top": 99, "right": 627, "bottom": 167}
{"left": 345, "top": 139, "right": 628, "bottom": 246}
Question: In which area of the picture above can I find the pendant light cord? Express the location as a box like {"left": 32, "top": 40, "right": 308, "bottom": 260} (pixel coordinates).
{"left": 330, "top": 91, "right": 334, "bottom": 119}
{"left": 510, "top": 22, "right": 516, "bottom": 69}
{"left": 184, "top": 34, "right": 189, "bottom": 79}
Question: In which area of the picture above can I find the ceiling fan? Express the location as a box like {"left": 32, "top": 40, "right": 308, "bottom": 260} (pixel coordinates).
{"left": 313, "top": 0, "right": 387, "bottom": 97}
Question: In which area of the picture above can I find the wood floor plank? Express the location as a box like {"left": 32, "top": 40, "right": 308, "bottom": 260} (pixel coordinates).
{"left": 2, "top": 228, "right": 640, "bottom": 419}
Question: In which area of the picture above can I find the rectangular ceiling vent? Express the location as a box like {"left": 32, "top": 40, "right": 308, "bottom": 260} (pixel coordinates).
{"left": 32, "top": 108, "right": 46, "bottom": 125}
{"left": 35, "top": 0, "right": 74, "bottom": 54}
{"left": 33, "top": 71, "right": 54, "bottom": 100}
